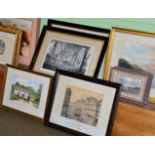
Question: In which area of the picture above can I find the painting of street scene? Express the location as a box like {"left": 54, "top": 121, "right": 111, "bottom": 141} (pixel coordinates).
{"left": 10, "top": 76, "right": 42, "bottom": 109}
{"left": 116, "top": 75, "right": 142, "bottom": 96}
{"left": 118, "top": 42, "right": 155, "bottom": 90}
{"left": 42, "top": 39, "right": 92, "bottom": 74}
{"left": 61, "top": 85, "right": 103, "bottom": 126}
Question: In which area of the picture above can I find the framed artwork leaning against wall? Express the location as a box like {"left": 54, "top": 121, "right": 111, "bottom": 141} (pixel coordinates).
{"left": 44, "top": 69, "right": 121, "bottom": 136}
{"left": 1, "top": 65, "right": 52, "bottom": 120}
{"left": 30, "top": 26, "right": 108, "bottom": 78}
{"left": 48, "top": 19, "right": 110, "bottom": 79}
{"left": 0, "top": 26, "right": 22, "bottom": 66}
{"left": 0, "top": 18, "right": 40, "bottom": 68}
{"left": 109, "top": 67, "right": 153, "bottom": 105}
{"left": 104, "top": 27, "right": 155, "bottom": 103}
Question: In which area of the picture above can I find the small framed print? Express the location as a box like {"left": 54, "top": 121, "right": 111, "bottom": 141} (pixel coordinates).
{"left": 44, "top": 70, "right": 121, "bottom": 136}
{"left": 47, "top": 19, "right": 110, "bottom": 79}
{"left": 0, "top": 18, "right": 40, "bottom": 68}
{"left": 1, "top": 65, "right": 52, "bottom": 120}
{"left": 103, "top": 27, "right": 155, "bottom": 103}
{"left": 30, "top": 26, "right": 108, "bottom": 78}
{"left": 109, "top": 67, "right": 153, "bottom": 105}
{"left": 0, "top": 27, "right": 22, "bottom": 66}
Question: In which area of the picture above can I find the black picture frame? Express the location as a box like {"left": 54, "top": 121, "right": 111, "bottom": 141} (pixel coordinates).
{"left": 48, "top": 19, "right": 110, "bottom": 37}
{"left": 30, "top": 26, "right": 109, "bottom": 78}
{"left": 44, "top": 69, "right": 121, "bottom": 136}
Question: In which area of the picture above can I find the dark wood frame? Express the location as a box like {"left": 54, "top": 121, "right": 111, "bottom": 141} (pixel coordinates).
{"left": 44, "top": 69, "right": 121, "bottom": 136}
{"left": 30, "top": 26, "right": 109, "bottom": 78}
{"left": 0, "top": 64, "right": 53, "bottom": 121}
{"left": 48, "top": 19, "right": 110, "bottom": 37}
{"left": 109, "top": 67, "right": 153, "bottom": 106}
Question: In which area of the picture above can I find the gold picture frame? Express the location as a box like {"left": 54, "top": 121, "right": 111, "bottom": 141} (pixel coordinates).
{"left": 0, "top": 26, "right": 22, "bottom": 66}
{"left": 103, "top": 27, "right": 155, "bottom": 103}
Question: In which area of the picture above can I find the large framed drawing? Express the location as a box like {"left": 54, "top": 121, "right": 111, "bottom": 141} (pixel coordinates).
{"left": 48, "top": 19, "right": 110, "bottom": 79}
{"left": 44, "top": 70, "right": 121, "bottom": 136}
{"left": 30, "top": 26, "right": 108, "bottom": 78}
{"left": 0, "top": 18, "right": 40, "bottom": 68}
{"left": 1, "top": 65, "right": 52, "bottom": 119}
{"left": 0, "top": 27, "right": 22, "bottom": 66}
{"left": 104, "top": 27, "right": 155, "bottom": 103}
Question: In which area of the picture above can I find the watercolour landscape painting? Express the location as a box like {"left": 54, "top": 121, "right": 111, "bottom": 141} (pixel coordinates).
{"left": 10, "top": 75, "right": 42, "bottom": 109}
{"left": 61, "top": 85, "right": 103, "bottom": 126}
{"left": 118, "top": 42, "right": 155, "bottom": 91}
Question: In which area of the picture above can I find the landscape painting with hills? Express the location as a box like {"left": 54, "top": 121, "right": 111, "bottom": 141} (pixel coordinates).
{"left": 61, "top": 85, "right": 103, "bottom": 126}
{"left": 118, "top": 42, "right": 155, "bottom": 89}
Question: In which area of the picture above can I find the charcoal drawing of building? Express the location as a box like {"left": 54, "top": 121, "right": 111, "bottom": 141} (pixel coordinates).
{"left": 61, "top": 88, "right": 102, "bottom": 126}
{"left": 42, "top": 40, "right": 91, "bottom": 74}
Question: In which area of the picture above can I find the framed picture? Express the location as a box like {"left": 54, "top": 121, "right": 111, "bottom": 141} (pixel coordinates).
{"left": 0, "top": 27, "right": 22, "bottom": 65}
{"left": 48, "top": 19, "right": 110, "bottom": 37}
{"left": 0, "top": 18, "right": 40, "bottom": 68}
{"left": 1, "top": 65, "right": 52, "bottom": 119}
{"left": 30, "top": 26, "right": 108, "bottom": 78}
{"left": 44, "top": 69, "right": 121, "bottom": 136}
{"left": 109, "top": 67, "right": 153, "bottom": 105}
{"left": 103, "top": 27, "right": 155, "bottom": 103}
{"left": 48, "top": 19, "right": 110, "bottom": 79}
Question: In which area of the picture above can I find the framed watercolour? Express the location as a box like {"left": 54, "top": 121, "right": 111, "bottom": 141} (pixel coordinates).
{"left": 30, "top": 26, "right": 108, "bottom": 78}
{"left": 1, "top": 65, "right": 52, "bottom": 119}
{"left": 109, "top": 67, "right": 153, "bottom": 105}
{"left": 0, "top": 27, "right": 22, "bottom": 66}
{"left": 104, "top": 27, "right": 155, "bottom": 103}
{"left": 44, "top": 70, "right": 121, "bottom": 136}
{"left": 48, "top": 19, "right": 110, "bottom": 79}
{"left": 0, "top": 18, "right": 40, "bottom": 68}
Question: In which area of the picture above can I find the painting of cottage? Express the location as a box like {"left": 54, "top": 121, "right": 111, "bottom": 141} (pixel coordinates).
{"left": 61, "top": 85, "right": 103, "bottom": 126}
{"left": 10, "top": 76, "right": 43, "bottom": 109}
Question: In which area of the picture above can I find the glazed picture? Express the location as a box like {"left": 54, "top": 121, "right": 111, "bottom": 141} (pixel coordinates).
{"left": 61, "top": 85, "right": 103, "bottom": 126}
{"left": 10, "top": 75, "right": 42, "bottom": 109}
{"left": 41, "top": 39, "right": 92, "bottom": 75}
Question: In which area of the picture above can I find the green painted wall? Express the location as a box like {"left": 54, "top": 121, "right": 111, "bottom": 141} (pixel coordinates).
{"left": 40, "top": 18, "right": 155, "bottom": 33}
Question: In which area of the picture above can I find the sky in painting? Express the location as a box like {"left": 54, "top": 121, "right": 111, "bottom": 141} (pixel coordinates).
{"left": 11, "top": 75, "right": 42, "bottom": 91}
{"left": 120, "top": 42, "right": 155, "bottom": 65}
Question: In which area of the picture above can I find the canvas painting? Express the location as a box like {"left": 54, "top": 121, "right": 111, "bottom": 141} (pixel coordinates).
{"left": 118, "top": 43, "right": 155, "bottom": 92}
{"left": 10, "top": 76, "right": 42, "bottom": 109}
{"left": 41, "top": 39, "right": 92, "bottom": 75}
{"left": 0, "top": 18, "right": 32, "bottom": 58}
{"left": 61, "top": 85, "right": 103, "bottom": 126}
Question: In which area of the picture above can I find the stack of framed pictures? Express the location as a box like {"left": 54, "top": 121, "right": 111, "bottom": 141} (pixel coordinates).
{"left": 30, "top": 20, "right": 110, "bottom": 78}
{"left": 0, "top": 18, "right": 40, "bottom": 68}
{"left": 104, "top": 27, "right": 155, "bottom": 109}
{"left": 47, "top": 19, "right": 110, "bottom": 78}
{"left": 0, "top": 20, "right": 122, "bottom": 136}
